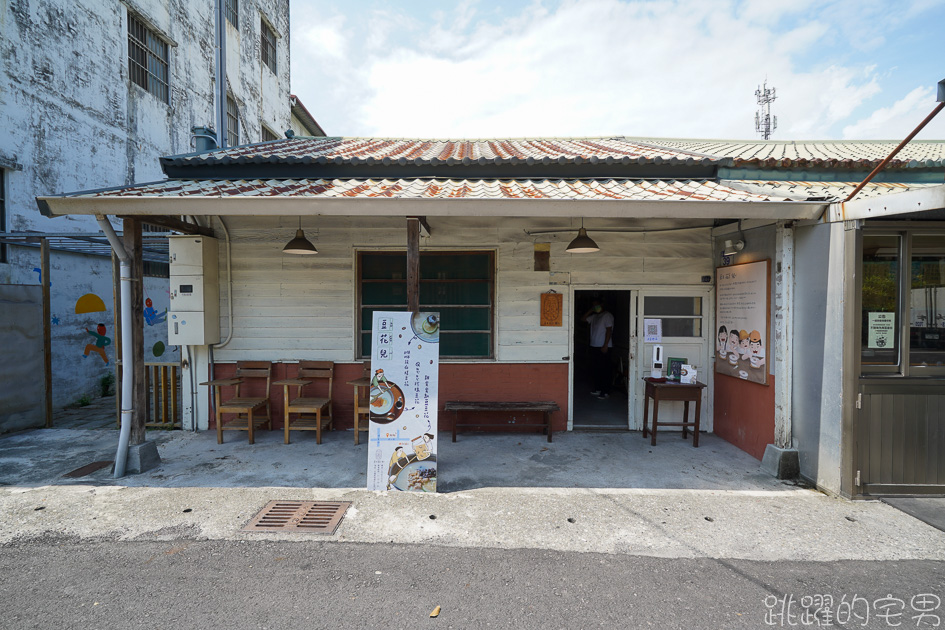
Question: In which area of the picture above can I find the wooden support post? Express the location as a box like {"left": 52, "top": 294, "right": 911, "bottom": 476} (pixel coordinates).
{"left": 406, "top": 217, "right": 420, "bottom": 313}
{"left": 40, "top": 238, "right": 52, "bottom": 428}
{"left": 122, "top": 218, "right": 147, "bottom": 446}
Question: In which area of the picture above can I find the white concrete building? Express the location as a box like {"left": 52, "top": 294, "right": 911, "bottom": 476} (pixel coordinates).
{"left": 0, "top": 0, "right": 291, "bottom": 431}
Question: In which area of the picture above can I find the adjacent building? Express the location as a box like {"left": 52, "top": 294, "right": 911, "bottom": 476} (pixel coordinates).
{"left": 0, "top": 0, "right": 292, "bottom": 431}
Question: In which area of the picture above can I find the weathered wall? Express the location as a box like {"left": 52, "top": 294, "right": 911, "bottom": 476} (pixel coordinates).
{"left": 0, "top": 0, "right": 290, "bottom": 411}
{"left": 0, "top": 285, "right": 45, "bottom": 433}
{"left": 184, "top": 215, "right": 714, "bottom": 431}
{"left": 792, "top": 221, "right": 846, "bottom": 494}
{"left": 711, "top": 224, "right": 777, "bottom": 460}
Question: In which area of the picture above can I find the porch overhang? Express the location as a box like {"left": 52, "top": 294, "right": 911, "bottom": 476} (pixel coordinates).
{"left": 38, "top": 195, "right": 829, "bottom": 221}
{"left": 828, "top": 182, "right": 945, "bottom": 221}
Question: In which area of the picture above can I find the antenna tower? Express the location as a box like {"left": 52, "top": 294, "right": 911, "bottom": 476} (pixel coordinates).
{"left": 755, "top": 80, "right": 777, "bottom": 140}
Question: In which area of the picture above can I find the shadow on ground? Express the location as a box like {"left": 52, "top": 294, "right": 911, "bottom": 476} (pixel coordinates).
{"left": 0, "top": 425, "right": 791, "bottom": 493}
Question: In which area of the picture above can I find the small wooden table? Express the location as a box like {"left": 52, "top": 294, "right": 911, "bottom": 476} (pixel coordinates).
{"left": 447, "top": 401, "right": 559, "bottom": 443}
{"left": 641, "top": 378, "right": 707, "bottom": 447}
{"left": 346, "top": 376, "right": 371, "bottom": 445}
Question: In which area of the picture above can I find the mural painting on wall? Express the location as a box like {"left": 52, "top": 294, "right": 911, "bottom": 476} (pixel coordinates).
{"left": 75, "top": 293, "right": 110, "bottom": 363}
{"left": 144, "top": 297, "right": 167, "bottom": 327}
{"left": 152, "top": 341, "right": 166, "bottom": 358}
{"left": 83, "top": 324, "right": 111, "bottom": 364}
{"left": 715, "top": 260, "right": 770, "bottom": 385}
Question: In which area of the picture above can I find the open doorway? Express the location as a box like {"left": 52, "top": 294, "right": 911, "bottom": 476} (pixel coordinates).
{"left": 572, "top": 290, "right": 632, "bottom": 428}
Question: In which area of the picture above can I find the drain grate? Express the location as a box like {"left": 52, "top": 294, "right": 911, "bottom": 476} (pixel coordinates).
{"left": 63, "top": 461, "right": 113, "bottom": 478}
{"left": 243, "top": 500, "right": 351, "bottom": 534}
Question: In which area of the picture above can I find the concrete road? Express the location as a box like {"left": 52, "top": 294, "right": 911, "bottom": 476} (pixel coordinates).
{"left": 2, "top": 539, "right": 944, "bottom": 630}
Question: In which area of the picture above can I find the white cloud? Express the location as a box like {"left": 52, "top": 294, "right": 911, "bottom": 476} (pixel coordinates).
{"left": 842, "top": 86, "right": 945, "bottom": 139}
{"left": 290, "top": 0, "right": 944, "bottom": 139}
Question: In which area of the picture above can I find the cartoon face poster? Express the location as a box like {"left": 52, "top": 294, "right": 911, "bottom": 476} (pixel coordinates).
{"left": 367, "top": 311, "right": 440, "bottom": 492}
{"left": 715, "top": 260, "right": 770, "bottom": 386}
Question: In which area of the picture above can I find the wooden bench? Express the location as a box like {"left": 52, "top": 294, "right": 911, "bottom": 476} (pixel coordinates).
{"left": 447, "top": 401, "right": 560, "bottom": 443}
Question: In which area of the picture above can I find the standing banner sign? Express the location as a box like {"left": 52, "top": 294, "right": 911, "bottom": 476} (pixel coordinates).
{"left": 367, "top": 311, "right": 440, "bottom": 492}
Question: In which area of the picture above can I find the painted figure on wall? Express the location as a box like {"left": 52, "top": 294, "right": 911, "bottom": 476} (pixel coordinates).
{"left": 143, "top": 298, "right": 167, "bottom": 326}
{"left": 717, "top": 325, "right": 728, "bottom": 359}
{"left": 738, "top": 330, "right": 751, "bottom": 360}
{"left": 749, "top": 330, "right": 765, "bottom": 369}
{"left": 83, "top": 323, "right": 111, "bottom": 364}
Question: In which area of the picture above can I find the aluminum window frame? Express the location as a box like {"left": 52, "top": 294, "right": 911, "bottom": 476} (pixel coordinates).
{"left": 127, "top": 13, "right": 170, "bottom": 104}
{"left": 860, "top": 224, "right": 945, "bottom": 377}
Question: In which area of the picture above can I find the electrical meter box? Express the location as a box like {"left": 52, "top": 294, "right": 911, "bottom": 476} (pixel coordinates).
{"left": 168, "top": 235, "right": 220, "bottom": 346}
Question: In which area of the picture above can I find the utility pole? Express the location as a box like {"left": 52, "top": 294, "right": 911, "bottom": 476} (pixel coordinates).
{"left": 755, "top": 81, "right": 778, "bottom": 140}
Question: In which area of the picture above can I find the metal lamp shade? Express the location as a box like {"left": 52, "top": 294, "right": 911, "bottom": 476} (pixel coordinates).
{"left": 565, "top": 227, "right": 600, "bottom": 253}
{"left": 283, "top": 228, "right": 318, "bottom": 255}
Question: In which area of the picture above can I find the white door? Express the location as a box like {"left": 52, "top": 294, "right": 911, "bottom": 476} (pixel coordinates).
{"left": 632, "top": 287, "right": 713, "bottom": 431}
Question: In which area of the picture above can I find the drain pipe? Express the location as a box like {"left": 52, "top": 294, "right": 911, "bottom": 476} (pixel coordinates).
{"left": 96, "top": 216, "right": 134, "bottom": 478}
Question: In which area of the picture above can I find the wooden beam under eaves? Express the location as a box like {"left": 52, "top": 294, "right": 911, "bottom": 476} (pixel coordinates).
{"left": 119, "top": 215, "right": 214, "bottom": 237}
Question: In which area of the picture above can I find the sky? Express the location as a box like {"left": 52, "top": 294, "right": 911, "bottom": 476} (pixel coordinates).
{"left": 289, "top": 0, "right": 945, "bottom": 140}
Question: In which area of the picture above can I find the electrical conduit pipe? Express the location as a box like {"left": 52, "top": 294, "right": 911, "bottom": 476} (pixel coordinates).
{"left": 96, "top": 216, "right": 134, "bottom": 478}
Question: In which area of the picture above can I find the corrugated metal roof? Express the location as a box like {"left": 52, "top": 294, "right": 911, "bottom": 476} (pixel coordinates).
{"left": 162, "top": 137, "right": 719, "bottom": 168}
{"left": 722, "top": 180, "right": 940, "bottom": 202}
{"left": 630, "top": 138, "right": 945, "bottom": 167}
{"left": 161, "top": 136, "right": 945, "bottom": 170}
{"left": 69, "top": 177, "right": 799, "bottom": 202}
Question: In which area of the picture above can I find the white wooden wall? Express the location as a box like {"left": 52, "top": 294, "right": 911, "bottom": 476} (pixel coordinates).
{"left": 210, "top": 216, "right": 714, "bottom": 364}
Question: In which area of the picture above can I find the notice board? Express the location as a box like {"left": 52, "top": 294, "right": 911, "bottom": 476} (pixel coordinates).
{"left": 367, "top": 311, "right": 440, "bottom": 492}
{"left": 715, "top": 260, "right": 770, "bottom": 385}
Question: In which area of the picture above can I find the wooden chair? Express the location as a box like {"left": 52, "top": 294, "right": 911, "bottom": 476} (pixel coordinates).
{"left": 279, "top": 360, "right": 334, "bottom": 444}
{"left": 350, "top": 362, "right": 371, "bottom": 445}
{"left": 206, "top": 361, "right": 272, "bottom": 444}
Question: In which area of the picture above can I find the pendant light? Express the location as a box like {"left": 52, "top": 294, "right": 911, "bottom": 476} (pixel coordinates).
{"left": 566, "top": 219, "right": 599, "bottom": 253}
{"left": 283, "top": 216, "right": 318, "bottom": 255}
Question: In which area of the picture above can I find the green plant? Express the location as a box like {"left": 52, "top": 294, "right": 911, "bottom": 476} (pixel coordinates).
{"left": 100, "top": 372, "right": 116, "bottom": 397}
{"left": 77, "top": 394, "right": 92, "bottom": 407}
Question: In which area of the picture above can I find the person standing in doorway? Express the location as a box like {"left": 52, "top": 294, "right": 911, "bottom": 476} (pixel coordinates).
{"left": 583, "top": 298, "right": 614, "bottom": 399}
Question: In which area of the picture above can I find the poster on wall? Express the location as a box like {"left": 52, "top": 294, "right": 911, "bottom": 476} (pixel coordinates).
{"left": 715, "top": 260, "right": 770, "bottom": 385}
{"left": 367, "top": 311, "right": 440, "bottom": 492}
{"left": 867, "top": 312, "right": 895, "bottom": 349}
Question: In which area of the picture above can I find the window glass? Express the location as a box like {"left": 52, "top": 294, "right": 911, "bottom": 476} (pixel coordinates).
{"left": 359, "top": 252, "right": 494, "bottom": 358}
{"left": 262, "top": 126, "right": 278, "bottom": 142}
{"left": 861, "top": 234, "right": 900, "bottom": 367}
{"left": 910, "top": 234, "right": 945, "bottom": 367}
{"left": 643, "top": 296, "right": 702, "bottom": 337}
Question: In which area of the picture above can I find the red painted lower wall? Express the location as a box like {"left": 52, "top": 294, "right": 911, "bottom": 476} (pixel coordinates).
{"left": 713, "top": 373, "right": 775, "bottom": 461}
{"left": 209, "top": 362, "right": 570, "bottom": 432}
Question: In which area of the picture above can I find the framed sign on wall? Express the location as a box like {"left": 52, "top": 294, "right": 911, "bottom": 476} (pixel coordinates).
{"left": 715, "top": 260, "right": 770, "bottom": 385}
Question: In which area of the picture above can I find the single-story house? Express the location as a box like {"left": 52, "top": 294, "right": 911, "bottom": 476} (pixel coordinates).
{"left": 38, "top": 135, "right": 945, "bottom": 497}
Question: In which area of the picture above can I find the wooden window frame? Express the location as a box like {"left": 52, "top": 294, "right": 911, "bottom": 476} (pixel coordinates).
{"left": 127, "top": 13, "right": 170, "bottom": 104}
{"left": 356, "top": 250, "right": 496, "bottom": 360}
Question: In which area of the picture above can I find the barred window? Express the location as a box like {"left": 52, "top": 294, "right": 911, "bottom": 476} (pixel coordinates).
{"left": 224, "top": 0, "right": 238, "bottom": 28}
{"left": 226, "top": 96, "right": 239, "bottom": 147}
{"left": 261, "top": 126, "right": 278, "bottom": 142}
{"left": 127, "top": 14, "right": 169, "bottom": 103}
{"left": 261, "top": 20, "right": 277, "bottom": 73}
